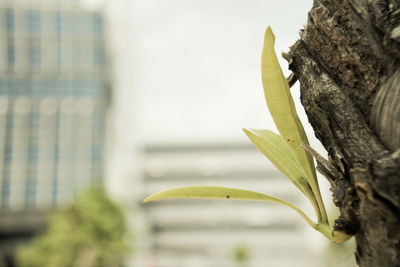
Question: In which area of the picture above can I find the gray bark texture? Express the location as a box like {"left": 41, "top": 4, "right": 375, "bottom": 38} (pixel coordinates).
{"left": 287, "top": 0, "right": 400, "bottom": 266}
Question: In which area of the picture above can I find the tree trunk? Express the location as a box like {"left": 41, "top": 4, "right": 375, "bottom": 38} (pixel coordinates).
{"left": 287, "top": 0, "right": 400, "bottom": 266}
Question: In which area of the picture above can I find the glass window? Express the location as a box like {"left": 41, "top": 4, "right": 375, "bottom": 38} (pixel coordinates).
{"left": 30, "top": 39, "right": 41, "bottom": 69}
{"left": 12, "top": 79, "right": 29, "bottom": 96}
{"left": 30, "top": 111, "right": 40, "bottom": 129}
{"left": 92, "top": 112, "right": 104, "bottom": 131}
{"left": 52, "top": 177, "right": 57, "bottom": 207}
{"left": 59, "top": 42, "right": 74, "bottom": 72}
{"left": 65, "top": 80, "right": 74, "bottom": 96}
{"left": 5, "top": 9, "right": 14, "bottom": 32}
{"left": 55, "top": 80, "right": 67, "bottom": 96}
{"left": 59, "top": 12, "right": 74, "bottom": 34}
{"left": 71, "top": 80, "right": 83, "bottom": 97}
{"left": 93, "top": 13, "right": 103, "bottom": 35}
{"left": 25, "top": 177, "right": 36, "bottom": 208}
{"left": 57, "top": 44, "right": 61, "bottom": 71}
{"left": 44, "top": 44, "right": 58, "bottom": 72}
{"left": 54, "top": 144, "right": 60, "bottom": 161}
{"left": 4, "top": 144, "right": 12, "bottom": 163}
{"left": 31, "top": 78, "right": 43, "bottom": 95}
{"left": 56, "top": 11, "right": 61, "bottom": 35}
{"left": 0, "top": 43, "right": 7, "bottom": 69}
{"left": 7, "top": 43, "right": 15, "bottom": 66}
{"left": 74, "top": 79, "right": 84, "bottom": 96}
{"left": 92, "top": 144, "right": 102, "bottom": 163}
{"left": 0, "top": 79, "right": 9, "bottom": 94}
{"left": 28, "top": 10, "right": 41, "bottom": 33}
{"left": 93, "top": 42, "right": 104, "bottom": 67}
{"left": 1, "top": 178, "right": 10, "bottom": 208}
{"left": 0, "top": 96, "right": 8, "bottom": 114}
{"left": 42, "top": 11, "right": 56, "bottom": 34}
{"left": 78, "top": 13, "right": 90, "bottom": 36}
{"left": 28, "top": 144, "right": 38, "bottom": 163}
{"left": 44, "top": 79, "right": 56, "bottom": 96}
{"left": 71, "top": 13, "right": 80, "bottom": 34}
{"left": 87, "top": 80, "right": 102, "bottom": 97}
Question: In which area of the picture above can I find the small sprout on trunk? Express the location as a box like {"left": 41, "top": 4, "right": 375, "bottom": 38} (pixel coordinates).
{"left": 144, "top": 26, "right": 352, "bottom": 244}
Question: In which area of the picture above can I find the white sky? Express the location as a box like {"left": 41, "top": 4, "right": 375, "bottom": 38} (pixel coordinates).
{"left": 104, "top": 0, "right": 335, "bottom": 203}
{"left": 102, "top": 3, "right": 354, "bottom": 265}
{"left": 110, "top": 0, "right": 314, "bottom": 145}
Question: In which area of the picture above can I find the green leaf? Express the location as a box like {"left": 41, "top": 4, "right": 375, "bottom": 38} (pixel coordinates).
{"left": 143, "top": 185, "right": 316, "bottom": 227}
{"left": 243, "top": 129, "right": 320, "bottom": 212}
{"left": 243, "top": 129, "right": 308, "bottom": 191}
{"left": 261, "top": 26, "right": 327, "bottom": 223}
{"left": 143, "top": 187, "right": 352, "bottom": 242}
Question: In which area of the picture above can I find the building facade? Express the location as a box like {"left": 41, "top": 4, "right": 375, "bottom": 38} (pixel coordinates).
{"left": 0, "top": 1, "right": 109, "bottom": 210}
{"left": 0, "top": 1, "right": 110, "bottom": 265}
{"left": 139, "top": 143, "right": 323, "bottom": 267}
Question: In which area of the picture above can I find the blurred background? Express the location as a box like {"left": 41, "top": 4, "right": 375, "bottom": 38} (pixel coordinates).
{"left": 0, "top": 0, "right": 356, "bottom": 266}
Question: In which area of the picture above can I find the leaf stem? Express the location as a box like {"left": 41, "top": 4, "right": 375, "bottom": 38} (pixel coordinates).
{"left": 313, "top": 223, "right": 352, "bottom": 243}
{"left": 313, "top": 187, "right": 329, "bottom": 224}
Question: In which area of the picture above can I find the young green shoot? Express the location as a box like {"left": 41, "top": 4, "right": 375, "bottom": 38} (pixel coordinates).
{"left": 143, "top": 26, "right": 352, "bottom": 243}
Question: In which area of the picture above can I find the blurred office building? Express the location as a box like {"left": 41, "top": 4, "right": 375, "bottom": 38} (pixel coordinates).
{"left": 0, "top": 0, "right": 110, "bottom": 265}
{"left": 139, "top": 143, "right": 323, "bottom": 267}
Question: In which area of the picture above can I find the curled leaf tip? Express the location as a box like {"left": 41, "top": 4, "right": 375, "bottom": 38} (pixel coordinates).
{"left": 264, "top": 26, "right": 275, "bottom": 45}
{"left": 143, "top": 196, "right": 154, "bottom": 203}
{"left": 242, "top": 128, "right": 254, "bottom": 135}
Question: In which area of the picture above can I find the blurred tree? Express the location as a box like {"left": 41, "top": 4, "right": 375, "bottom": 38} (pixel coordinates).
{"left": 232, "top": 244, "right": 250, "bottom": 267}
{"left": 288, "top": 0, "right": 399, "bottom": 266}
{"left": 16, "top": 188, "right": 131, "bottom": 267}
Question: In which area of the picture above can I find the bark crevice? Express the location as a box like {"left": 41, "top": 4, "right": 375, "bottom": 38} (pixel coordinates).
{"left": 288, "top": 0, "right": 400, "bottom": 266}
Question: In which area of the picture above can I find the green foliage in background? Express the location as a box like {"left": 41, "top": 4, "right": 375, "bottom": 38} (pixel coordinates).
{"left": 232, "top": 244, "right": 250, "bottom": 267}
{"left": 17, "top": 188, "right": 130, "bottom": 267}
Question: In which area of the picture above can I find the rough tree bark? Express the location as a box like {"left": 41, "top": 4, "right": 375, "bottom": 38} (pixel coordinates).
{"left": 287, "top": 0, "right": 400, "bottom": 266}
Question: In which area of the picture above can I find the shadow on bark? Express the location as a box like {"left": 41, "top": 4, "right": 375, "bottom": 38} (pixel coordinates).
{"left": 287, "top": 0, "right": 400, "bottom": 266}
